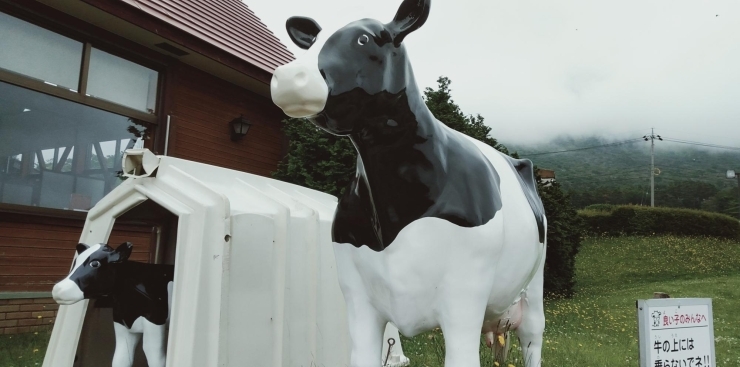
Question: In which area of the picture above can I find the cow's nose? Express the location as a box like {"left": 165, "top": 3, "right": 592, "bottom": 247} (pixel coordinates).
{"left": 52, "top": 279, "right": 84, "bottom": 305}
{"left": 270, "top": 62, "right": 328, "bottom": 118}
{"left": 272, "top": 66, "right": 308, "bottom": 90}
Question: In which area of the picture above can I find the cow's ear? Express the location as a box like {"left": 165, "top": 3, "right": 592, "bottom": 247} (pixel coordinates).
{"left": 388, "top": 0, "right": 431, "bottom": 46}
{"left": 286, "top": 16, "right": 322, "bottom": 50}
{"left": 110, "top": 242, "right": 133, "bottom": 263}
{"left": 76, "top": 243, "right": 90, "bottom": 254}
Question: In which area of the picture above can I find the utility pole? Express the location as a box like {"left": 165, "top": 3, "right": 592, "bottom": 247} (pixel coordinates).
{"left": 727, "top": 170, "right": 740, "bottom": 220}
{"left": 643, "top": 129, "right": 663, "bottom": 207}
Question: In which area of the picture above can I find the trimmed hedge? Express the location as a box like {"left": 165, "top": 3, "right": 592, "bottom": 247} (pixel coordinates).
{"left": 579, "top": 205, "right": 740, "bottom": 239}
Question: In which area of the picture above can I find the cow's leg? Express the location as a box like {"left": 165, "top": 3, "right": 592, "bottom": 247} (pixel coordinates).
{"left": 439, "top": 296, "right": 487, "bottom": 367}
{"left": 112, "top": 322, "right": 142, "bottom": 367}
{"left": 346, "top": 298, "right": 386, "bottom": 367}
{"left": 516, "top": 259, "right": 545, "bottom": 367}
{"left": 142, "top": 319, "right": 168, "bottom": 367}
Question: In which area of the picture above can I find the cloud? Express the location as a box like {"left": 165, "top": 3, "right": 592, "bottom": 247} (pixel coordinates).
{"left": 246, "top": 0, "right": 740, "bottom": 147}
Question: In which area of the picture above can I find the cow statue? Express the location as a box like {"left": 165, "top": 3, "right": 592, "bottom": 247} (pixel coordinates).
{"left": 52, "top": 242, "right": 174, "bottom": 367}
{"left": 270, "top": 0, "right": 547, "bottom": 366}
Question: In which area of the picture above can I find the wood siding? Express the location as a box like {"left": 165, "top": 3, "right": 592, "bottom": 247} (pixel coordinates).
{"left": 167, "top": 64, "right": 286, "bottom": 177}
{"left": 0, "top": 214, "right": 154, "bottom": 292}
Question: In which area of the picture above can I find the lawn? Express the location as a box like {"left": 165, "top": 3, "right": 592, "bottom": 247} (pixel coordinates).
{"left": 0, "top": 329, "right": 51, "bottom": 367}
{"left": 400, "top": 235, "right": 740, "bottom": 367}
{"left": 2, "top": 236, "right": 738, "bottom": 367}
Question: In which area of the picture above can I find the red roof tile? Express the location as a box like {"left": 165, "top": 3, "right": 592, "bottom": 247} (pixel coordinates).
{"left": 121, "top": 0, "right": 294, "bottom": 73}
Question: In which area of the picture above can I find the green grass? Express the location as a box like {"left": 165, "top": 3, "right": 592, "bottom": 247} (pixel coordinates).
{"left": 3, "top": 236, "right": 739, "bottom": 366}
{"left": 401, "top": 235, "right": 740, "bottom": 367}
{"left": 0, "top": 329, "right": 51, "bottom": 367}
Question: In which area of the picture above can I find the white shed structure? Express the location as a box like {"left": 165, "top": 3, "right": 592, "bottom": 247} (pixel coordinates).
{"left": 42, "top": 149, "right": 408, "bottom": 367}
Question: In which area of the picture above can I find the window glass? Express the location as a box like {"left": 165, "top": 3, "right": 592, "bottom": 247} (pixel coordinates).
{"left": 0, "top": 81, "right": 149, "bottom": 211}
{"left": 87, "top": 48, "right": 158, "bottom": 113}
{"left": 0, "top": 12, "right": 83, "bottom": 90}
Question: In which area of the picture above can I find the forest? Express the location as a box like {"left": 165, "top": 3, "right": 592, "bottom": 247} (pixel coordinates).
{"left": 511, "top": 136, "right": 740, "bottom": 217}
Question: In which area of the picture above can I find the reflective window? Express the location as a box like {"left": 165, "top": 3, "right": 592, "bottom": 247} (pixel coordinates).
{"left": 87, "top": 48, "right": 159, "bottom": 113}
{"left": 0, "top": 81, "right": 149, "bottom": 211}
{"left": 0, "top": 12, "right": 83, "bottom": 90}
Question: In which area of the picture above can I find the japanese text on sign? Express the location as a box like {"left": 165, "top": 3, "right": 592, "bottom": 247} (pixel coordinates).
{"left": 637, "top": 299, "right": 716, "bottom": 367}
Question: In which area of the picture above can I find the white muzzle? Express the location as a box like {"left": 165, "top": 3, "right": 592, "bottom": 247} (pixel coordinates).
{"left": 52, "top": 279, "right": 84, "bottom": 305}
{"left": 271, "top": 61, "right": 328, "bottom": 118}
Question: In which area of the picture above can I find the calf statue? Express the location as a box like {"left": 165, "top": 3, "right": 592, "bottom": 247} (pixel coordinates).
{"left": 52, "top": 242, "right": 174, "bottom": 367}
{"left": 271, "top": 0, "right": 547, "bottom": 366}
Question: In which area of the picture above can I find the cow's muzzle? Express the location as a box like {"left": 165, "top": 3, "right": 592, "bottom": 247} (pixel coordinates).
{"left": 271, "top": 61, "right": 328, "bottom": 118}
{"left": 52, "top": 279, "right": 84, "bottom": 305}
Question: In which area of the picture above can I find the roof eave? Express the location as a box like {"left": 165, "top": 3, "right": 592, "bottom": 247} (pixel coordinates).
{"left": 81, "top": 0, "right": 277, "bottom": 85}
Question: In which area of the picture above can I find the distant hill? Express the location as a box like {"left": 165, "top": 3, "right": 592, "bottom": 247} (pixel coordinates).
{"left": 508, "top": 136, "right": 740, "bottom": 217}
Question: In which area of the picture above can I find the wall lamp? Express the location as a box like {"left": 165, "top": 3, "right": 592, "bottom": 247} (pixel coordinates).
{"left": 229, "top": 115, "right": 252, "bottom": 141}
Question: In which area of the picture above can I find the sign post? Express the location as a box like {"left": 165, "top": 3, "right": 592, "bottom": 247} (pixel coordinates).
{"left": 637, "top": 298, "right": 716, "bottom": 367}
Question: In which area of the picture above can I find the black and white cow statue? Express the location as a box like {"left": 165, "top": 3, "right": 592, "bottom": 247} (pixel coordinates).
{"left": 52, "top": 242, "right": 174, "bottom": 367}
{"left": 270, "top": 0, "right": 547, "bottom": 366}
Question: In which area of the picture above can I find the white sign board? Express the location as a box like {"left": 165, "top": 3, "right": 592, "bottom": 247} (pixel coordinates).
{"left": 637, "top": 298, "right": 716, "bottom": 367}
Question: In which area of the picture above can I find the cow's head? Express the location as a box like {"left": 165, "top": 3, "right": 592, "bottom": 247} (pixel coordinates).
{"left": 52, "top": 242, "right": 133, "bottom": 305}
{"left": 271, "top": 0, "right": 431, "bottom": 135}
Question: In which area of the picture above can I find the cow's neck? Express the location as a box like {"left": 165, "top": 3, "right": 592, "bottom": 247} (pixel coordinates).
{"left": 346, "top": 70, "right": 450, "bottom": 245}
{"left": 348, "top": 70, "right": 438, "bottom": 159}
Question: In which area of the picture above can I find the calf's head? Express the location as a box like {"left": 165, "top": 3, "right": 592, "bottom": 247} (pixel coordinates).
{"left": 271, "top": 0, "right": 431, "bottom": 135}
{"left": 52, "top": 242, "right": 133, "bottom": 305}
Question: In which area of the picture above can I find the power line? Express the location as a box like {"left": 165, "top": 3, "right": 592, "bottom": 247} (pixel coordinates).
{"left": 661, "top": 137, "right": 740, "bottom": 151}
{"left": 520, "top": 138, "right": 644, "bottom": 157}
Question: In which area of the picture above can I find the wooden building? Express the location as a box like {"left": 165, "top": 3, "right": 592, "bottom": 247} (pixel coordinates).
{"left": 0, "top": 0, "right": 293, "bottom": 334}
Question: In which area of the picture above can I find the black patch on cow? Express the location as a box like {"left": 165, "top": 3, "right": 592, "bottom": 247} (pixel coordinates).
{"left": 503, "top": 157, "right": 546, "bottom": 243}
{"left": 110, "top": 262, "right": 174, "bottom": 327}
{"left": 323, "top": 89, "right": 503, "bottom": 251}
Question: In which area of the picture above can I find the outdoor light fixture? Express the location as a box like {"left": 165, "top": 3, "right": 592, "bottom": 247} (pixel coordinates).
{"left": 229, "top": 114, "right": 252, "bottom": 141}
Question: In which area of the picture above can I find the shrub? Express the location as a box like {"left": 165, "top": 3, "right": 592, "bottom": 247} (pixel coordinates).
{"left": 579, "top": 205, "right": 740, "bottom": 239}
{"left": 539, "top": 180, "right": 583, "bottom": 297}
{"left": 583, "top": 203, "right": 616, "bottom": 212}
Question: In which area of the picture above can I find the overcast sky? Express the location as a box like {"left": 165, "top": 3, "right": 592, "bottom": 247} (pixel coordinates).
{"left": 246, "top": 0, "right": 740, "bottom": 148}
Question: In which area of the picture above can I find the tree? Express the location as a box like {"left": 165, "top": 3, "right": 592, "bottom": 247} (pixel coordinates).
{"left": 272, "top": 120, "right": 356, "bottom": 197}
{"left": 273, "top": 76, "right": 511, "bottom": 195}
{"left": 423, "top": 77, "right": 510, "bottom": 155}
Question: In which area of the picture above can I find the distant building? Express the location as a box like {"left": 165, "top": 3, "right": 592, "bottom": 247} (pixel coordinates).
{"left": 537, "top": 169, "right": 556, "bottom": 186}
{"left": 0, "top": 0, "right": 293, "bottom": 333}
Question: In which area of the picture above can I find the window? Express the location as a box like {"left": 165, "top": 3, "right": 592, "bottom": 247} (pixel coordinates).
{"left": 0, "top": 11, "right": 162, "bottom": 212}
{"left": 0, "top": 12, "right": 83, "bottom": 90}
{"left": 0, "top": 81, "right": 148, "bottom": 210}
{"left": 88, "top": 48, "right": 159, "bottom": 113}
{"left": 0, "top": 11, "right": 159, "bottom": 119}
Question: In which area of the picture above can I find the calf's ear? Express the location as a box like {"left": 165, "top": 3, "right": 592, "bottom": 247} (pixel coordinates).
{"left": 388, "top": 0, "right": 431, "bottom": 46}
{"left": 286, "top": 16, "right": 322, "bottom": 50}
{"left": 110, "top": 242, "right": 133, "bottom": 263}
{"left": 76, "top": 243, "right": 90, "bottom": 254}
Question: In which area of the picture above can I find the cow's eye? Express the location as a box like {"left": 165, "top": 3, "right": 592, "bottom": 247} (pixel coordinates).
{"left": 90, "top": 260, "right": 101, "bottom": 268}
{"left": 357, "top": 34, "right": 369, "bottom": 46}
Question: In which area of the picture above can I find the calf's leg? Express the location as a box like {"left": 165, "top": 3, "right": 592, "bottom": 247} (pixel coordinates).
{"left": 112, "top": 322, "right": 142, "bottom": 367}
{"left": 142, "top": 320, "right": 168, "bottom": 367}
